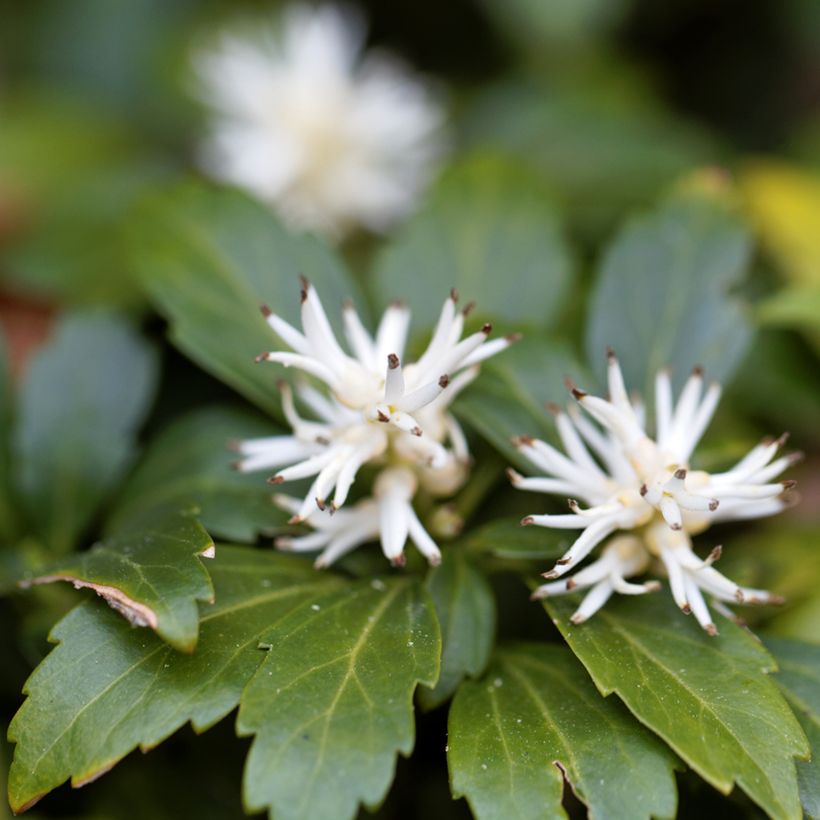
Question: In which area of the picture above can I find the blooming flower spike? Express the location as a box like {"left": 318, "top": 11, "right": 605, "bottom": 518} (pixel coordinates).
{"left": 235, "top": 279, "right": 517, "bottom": 566}
{"left": 515, "top": 350, "right": 797, "bottom": 633}
{"left": 193, "top": 3, "right": 445, "bottom": 239}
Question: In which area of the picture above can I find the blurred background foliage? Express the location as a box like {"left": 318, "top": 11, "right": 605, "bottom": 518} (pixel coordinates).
{"left": 0, "top": 0, "right": 818, "bottom": 818}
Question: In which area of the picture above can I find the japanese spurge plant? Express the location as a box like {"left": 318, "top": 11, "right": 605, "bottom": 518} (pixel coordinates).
{"left": 234, "top": 278, "right": 517, "bottom": 566}
{"left": 515, "top": 350, "right": 799, "bottom": 632}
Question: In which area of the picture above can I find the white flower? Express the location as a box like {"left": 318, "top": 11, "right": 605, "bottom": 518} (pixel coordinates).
{"left": 233, "top": 279, "right": 516, "bottom": 565}
{"left": 515, "top": 350, "right": 798, "bottom": 634}
{"left": 272, "top": 467, "right": 441, "bottom": 568}
{"left": 192, "top": 3, "right": 445, "bottom": 238}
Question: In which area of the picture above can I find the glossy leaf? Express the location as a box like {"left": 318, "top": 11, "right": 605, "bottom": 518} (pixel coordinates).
{"left": 585, "top": 191, "right": 753, "bottom": 395}
{"left": 461, "top": 519, "right": 569, "bottom": 561}
{"left": 765, "top": 637, "right": 820, "bottom": 819}
{"left": 238, "top": 576, "right": 440, "bottom": 820}
{"left": 7, "top": 547, "right": 343, "bottom": 814}
{"left": 543, "top": 593, "right": 808, "bottom": 819}
{"left": 106, "top": 405, "right": 287, "bottom": 542}
{"left": 13, "top": 312, "right": 158, "bottom": 554}
{"left": 372, "top": 154, "right": 573, "bottom": 331}
{"left": 449, "top": 643, "right": 679, "bottom": 820}
{"left": 130, "top": 182, "right": 361, "bottom": 418}
{"left": 21, "top": 511, "right": 215, "bottom": 652}
{"left": 420, "top": 551, "right": 495, "bottom": 709}
{"left": 454, "top": 336, "right": 588, "bottom": 470}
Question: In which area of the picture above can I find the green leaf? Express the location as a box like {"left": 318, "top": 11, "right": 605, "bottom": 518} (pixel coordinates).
{"left": 757, "top": 286, "right": 820, "bottom": 355}
{"left": 21, "top": 511, "right": 214, "bottom": 652}
{"left": 449, "top": 643, "right": 679, "bottom": 820}
{"left": 0, "top": 333, "right": 19, "bottom": 545}
{"left": 765, "top": 638, "right": 820, "bottom": 819}
{"left": 543, "top": 593, "right": 808, "bottom": 819}
{"left": 585, "top": 191, "right": 753, "bottom": 395}
{"left": 106, "top": 405, "right": 287, "bottom": 543}
{"left": 372, "top": 154, "right": 573, "bottom": 331}
{"left": 461, "top": 519, "right": 569, "bottom": 561}
{"left": 419, "top": 551, "right": 495, "bottom": 709}
{"left": 237, "top": 576, "right": 440, "bottom": 820}
{"left": 13, "top": 312, "right": 158, "bottom": 554}
{"left": 454, "top": 336, "right": 589, "bottom": 470}
{"left": 129, "top": 182, "right": 362, "bottom": 418}
{"left": 7, "top": 547, "right": 343, "bottom": 814}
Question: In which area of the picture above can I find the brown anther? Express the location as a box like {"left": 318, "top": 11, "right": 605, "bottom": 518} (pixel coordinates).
{"left": 481, "top": 322, "right": 492, "bottom": 335}
{"left": 329, "top": 502, "right": 337, "bottom": 515}
{"left": 708, "top": 545, "right": 723, "bottom": 563}
{"left": 555, "top": 557, "right": 571, "bottom": 566}
{"left": 505, "top": 468, "right": 520, "bottom": 484}
{"left": 411, "top": 426, "right": 423, "bottom": 437}
{"left": 315, "top": 435, "right": 331, "bottom": 446}
{"left": 342, "top": 298, "right": 354, "bottom": 310}
{"left": 255, "top": 352, "right": 270, "bottom": 363}
{"left": 541, "top": 569, "right": 559, "bottom": 579}
{"left": 387, "top": 353, "right": 400, "bottom": 370}
{"left": 505, "top": 332, "right": 522, "bottom": 342}
{"left": 287, "top": 515, "right": 303, "bottom": 525}
{"left": 705, "top": 624, "right": 718, "bottom": 637}
{"left": 260, "top": 304, "right": 272, "bottom": 317}
{"left": 449, "top": 287, "right": 459, "bottom": 303}
{"left": 462, "top": 301, "right": 476, "bottom": 317}
{"left": 315, "top": 497, "right": 326, "bottom": 511}
{"left": 671, "top": 523, "right": 683, "bottom": 531}
{"left": 438, "top": 374, "right": 450, "bottom": 388}
{"left": 391, "top": 553, "right": 407, "bottom": 568}
{"left": 681, "top": 604, "right": 692, "bottom": 614}
{"left": 298, "top": 274, "right": 309, "bottom": 302}
{"left": 673, "top": 468, "right": 687, "bottom": 480}
{"left": 275, "top": 379, "right": 288, "bottom": 391}
{"left": 268, "top": 475, "right": 285, "bottom": 485}
{"left": 520, "top": 516, "right": 534, "bottom": 526}
{"left": 639, "top": 484, "right": 649, "bottom": 497}
{"left": 512, "top": 435, "right": 534, "bottom": 447}
{"left": 735, "top": 589, "right": 745, "bottom": 603}
{"left": 708, "top": 499, "right": 719, "bottom": 511}
{"left": 606, "top": 347, "right": 616, "bottom": 361}
{"left": 377, "top": 410, "right": 390, "bottom": 422}
{"left": 691, "top": 365, "right": 704, "bottom": 377}
{"left": 390, "top": 298, "right": 406, "bottom": 309}
{"left": 566, "top": 578, "right": 577, "bottom": 591}
{"left": 545, "top": 401, "right": 562, "bottom": 416}
{"left": 567, "top": 499, "right": 580, "bottom": 512}
{"left": 782, "top": 479, "right": 797, "bottom": 490}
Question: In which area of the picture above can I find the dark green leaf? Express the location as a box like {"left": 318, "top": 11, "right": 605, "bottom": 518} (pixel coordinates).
{"left": 765, "top": 637, "right": 820, "bottom": 819}
{"left": 130, "top": 182, "right": 361, "bottom": 418}
{"left": 543, "top": 593, "right": 808, "bottom": 819}
{"left": 454, "top": 336, "right": 588, "bottom": 470}
{"left": 21, "top": 511, "right": 214, "bottom": 652}
{"left": 237, "top": 576, "right": 440, "bottom": 820}
{"left": 586, "top": 190, "right": 753, "bottom": 395}
{"left": 7, "top": 547, "right": 342, "bottom": 814}
{"left": 106, "top": 405, "right": 287, "bottom": 542}
{"left": 461, "top": 519, "right": 569, "bottom": 561}
{"left": 372, "top": 154, "right": 573, "bottom": 331}
{"left": 13, "top": 312, "right": 158, "bottom": 554}
{"left": 419, "top": 551, "right": 495, "bottom": 709}
{"left": 449, "top": 643, "right": 679, "bottom": 820}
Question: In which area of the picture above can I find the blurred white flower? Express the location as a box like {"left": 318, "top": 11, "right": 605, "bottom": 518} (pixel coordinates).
{"left": 515, "top": 350, "right": 798, "bottom": 633}
{"left": 193, "top": 3, "right": 445, "bottom": 238}
{"left": 233, "top": 279, "right": 516, "bottom": 566}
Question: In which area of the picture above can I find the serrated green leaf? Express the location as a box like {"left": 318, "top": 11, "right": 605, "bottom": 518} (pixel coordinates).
{"left": 449, "top": 643, "right": 679, "bottom": 820}
{"left": 12, "top": 312, "right": 158, "bottom": 554}
{"left": 7, "top": 547, "right": 342, "bottom": 814}
{"left": 238, "top": 576, "right": 440, "bottom": 820}
{"left": 106, "top": 405, "right": 287, "bottom": 542}
{"left": 461, "top": 519, "right": 569, "bottom": 561}
{"left": 543, "top": 593, "right": 808, "bottom": 819}
{"left": 420, "top": 551, "right": 495, "bottom": 709}
{"left": 372, "top": 154, "right": 573, "bottom": 330}
{"left": 585, "top": 192, "right": 753, "bottom": 395}
{"left": 21, "top": 511, "right": 214, "bottom": 652}
{"left": 129, "top": 182, "right": 362, "bottom": 418}
{"left": 454, "top": 336, "right": 588, "bottom": 470}
{"left": 765, "top": 637, "right": 820, "bottom": 819}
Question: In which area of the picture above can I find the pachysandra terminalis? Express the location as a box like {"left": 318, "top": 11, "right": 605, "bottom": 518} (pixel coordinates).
{"left": 512, "top": 350, "right": 798, "bottom": 634}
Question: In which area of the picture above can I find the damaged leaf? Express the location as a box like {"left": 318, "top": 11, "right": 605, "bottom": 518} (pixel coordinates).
{"left": 7, "top": 547, "right": 342, "bottom": 814}
{"left": 448, "top": 643, "right": 679, "bottom": 820}
{"left": 238, "top": 576, "right": 440, "bottom": 820}
{"left": 544, "top": 593, "right": 808, "bottom": 819}
{"left": 20, "top": 511, "right": 215, "bottom": 652}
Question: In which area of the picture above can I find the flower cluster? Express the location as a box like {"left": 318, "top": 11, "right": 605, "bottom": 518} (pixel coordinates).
{"left": 193, "top": 3, "right": 444, "bottom": 239}
{"left": 512, "top": 351, "right": 798, "bottom": 634}
{"left": 234, "top": 278, "right": 516, "bottom": 566}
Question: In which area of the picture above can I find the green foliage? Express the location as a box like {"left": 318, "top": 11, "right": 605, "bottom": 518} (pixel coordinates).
{"left": 586, "top": 189, "right": 753, "bottom": 394}
{"left": 420, "top": 550, "right": 495, "bottom": 709}
{"left": 107, "top": 405, "right": 287, "bottom": 542}
{"left": 461, "top": 519, "right": 568, "bottom": 561}
{"left": 373, "top": 154, "right": 573, "bottom": 331}
{"left": 12, "top": 312, "right": 159, "bottom": 555}
{"left": 544, "top": 594, "right": 809, "bottom": 819}
{"left": 449, "top": 643, "right": 679, "bottom": 820}
{"left": 0, "top": 335, "right": 18, "bottom": 546}
{"left": 766, "top": 638, "right": 820, "bottom": 819}
{"left": 237, "top": 576, "right": 440, "bottom": 820}
{"left": 23, "top": 511, "right": 215, "bottom": 652}
{"left": 7, "top": 548, "right": 343, "bottom": 814}
{"left": 129, "top": 183, "right": 362, "bottom": 419}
